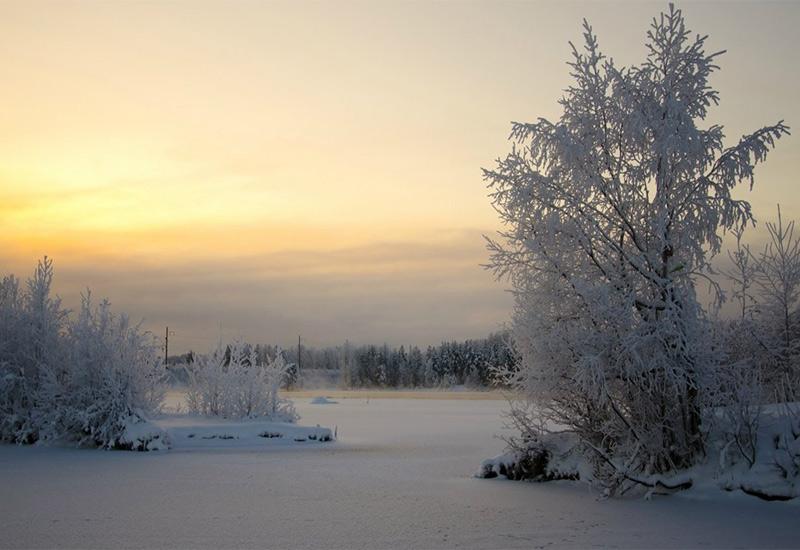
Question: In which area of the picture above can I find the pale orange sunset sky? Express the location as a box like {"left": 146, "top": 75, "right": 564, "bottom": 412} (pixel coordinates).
{"left": 1, "top": 1, "right": 798, "bottom": 352}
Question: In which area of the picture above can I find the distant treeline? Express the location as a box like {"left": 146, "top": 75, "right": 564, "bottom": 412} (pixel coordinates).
{"left": 168, "top": 332, "right": 517, "bottom": 389}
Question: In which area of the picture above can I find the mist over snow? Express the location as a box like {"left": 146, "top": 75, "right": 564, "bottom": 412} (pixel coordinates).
{"left": 0, "top": 230, "right": 511, "bottom": 353}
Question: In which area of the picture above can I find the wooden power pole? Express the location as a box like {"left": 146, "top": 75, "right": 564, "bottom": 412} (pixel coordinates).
{"left": 165, "top": 326, "right": 170, "bottom": 365}
{"left": 164, "top": 326, "right": 175, "bottom": 365}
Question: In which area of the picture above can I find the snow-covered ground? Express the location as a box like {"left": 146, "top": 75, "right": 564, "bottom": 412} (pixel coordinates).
{"left": 1, "top": 395, "right": 798, "bottom": 549}
{"left": 155, "top": 415, "right": 333, "bottom": 449}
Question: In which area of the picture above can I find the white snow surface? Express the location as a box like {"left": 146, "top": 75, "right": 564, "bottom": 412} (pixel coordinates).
{"left": 1, "top": 396, "right": 799, "bottom": 549}
{"left": 156, "top": 414, "right": 333, "bottom": 448}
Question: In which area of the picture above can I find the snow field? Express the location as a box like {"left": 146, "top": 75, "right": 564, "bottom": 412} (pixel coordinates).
{"left": 1, "top": 396, "right": 798, "bottom": 549}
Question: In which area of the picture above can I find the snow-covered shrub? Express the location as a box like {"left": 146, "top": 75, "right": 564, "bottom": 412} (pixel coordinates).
{"left": 42, "top": 293, "right": 167, "bottom": 448}
{"left": 771, "top": 399, "right": 800, "bottom": 486}
{"left": 715, "top": 208, "right": 800, "bottom": 496}
{"left": 715, "top": 361, "right": 764, "bottom": 470}
{"left": 484, "top": 5, "right": 788, "bottom": 495}
{"left": 751, "top": 208, "right": 800, "bottom": 391}
{"left": 185, "top": 340, "right": 297, "bottom": 422}
{"left": 119, "top": 415, "right": 170, "bottom": 451}
{"left": 722, "top": 208, "right": 800, "bottom": 393}
{"left": 478, "top": 431, "right": 581, "bottom": 482}
{"left": 711, "top": 399, "right": 800, "bottom": 501}
{"left": 0, "top": 258, "right": 68, "bottom": 443}
{"left": 0, "top": 258, "right": 167, "bottom": 449}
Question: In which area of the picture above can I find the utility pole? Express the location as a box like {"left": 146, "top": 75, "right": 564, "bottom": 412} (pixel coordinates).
{"left": 297, "top": 335, "right": 302, "bottom": 378}
{"left": 164, "top": 326, "right": 175, "bottom": 365}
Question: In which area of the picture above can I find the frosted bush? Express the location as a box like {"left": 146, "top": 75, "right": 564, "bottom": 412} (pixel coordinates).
{"left": 1, "top": 258, "right": 68, "bottom": 443}
{"left": 0, "top": 258, "right": 166, "bottom": 449}
{"left": 45, "top": 293, "right": 167, "bottom": 448}
{"left": 185, "top": 340, "right": 297, "bottom": 422}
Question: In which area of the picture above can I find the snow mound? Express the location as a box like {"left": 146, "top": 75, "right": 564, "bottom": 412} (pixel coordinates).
{"left": 120, "top": 416, "right": 170, "bottom": 452}
{"left": 480, "top": 406, "right": 800, "bottom": 500}
{"left": 477, "top": 433, "right": 582, "bottom": 482}
{"left": 153, "top": 415, "right": 334, "bottom": 449}
{"left": 309, "top": 396, "right": 338, "bottom": 405}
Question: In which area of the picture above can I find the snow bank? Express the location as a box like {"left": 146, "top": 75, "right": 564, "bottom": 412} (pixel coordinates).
{"left": 479, "top": 407, "right": 800, "bottom": 501}
{"left": 477, "top": 433, "right": 582, "bottom": 482}
{"left": 119, "top": 416, "right": 170, "bottom": 452}
{"left": 714, "top": 406, "right": 800, "bottom": 501}
{"left": 153, "top": 415, "right": 334, "bottom": 449}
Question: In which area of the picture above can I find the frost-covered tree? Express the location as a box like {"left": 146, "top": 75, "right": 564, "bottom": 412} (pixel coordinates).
{"left": 485, "top": 5, "right": 788, "bottom": 492}
{"left": 719, "top": 229, "right": 768, "bottom": 401}
{"left": 0, "top": 258, "right": 67, "bottom": 443}
{"left": 753, "top": 206, "right": 800, "bottom": 391}
{"left": 268, "top": 335, "right": 511, "bottom": 389}
{"left": 726, "top": 229, "right": 759, "bottom": 322}
{"left": 721, "top": 205, "right": 800, "bottom": 398}
{"left": 43, "top": 293, "right": 166, "bottom": 448}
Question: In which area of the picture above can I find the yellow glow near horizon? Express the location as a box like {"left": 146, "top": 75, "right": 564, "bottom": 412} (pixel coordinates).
{"left": 1, "top": 1, "right": 798, "bottom": 348}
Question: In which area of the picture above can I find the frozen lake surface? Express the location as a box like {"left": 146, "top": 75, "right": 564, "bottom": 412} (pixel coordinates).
{"left": 1, "top": 395, "right": 799, "bottom": 549}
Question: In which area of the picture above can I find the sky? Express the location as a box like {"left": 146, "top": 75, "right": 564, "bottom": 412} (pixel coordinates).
{"left": 1, "top": 0, "right": 798, "bottom": 353}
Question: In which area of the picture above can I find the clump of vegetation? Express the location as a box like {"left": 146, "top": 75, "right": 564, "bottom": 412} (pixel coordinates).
{"left": 0, "top": 258, "right": 166, "bottom": 450}
{"left": 184, "top": 339, "right": 297, "bottom": 422}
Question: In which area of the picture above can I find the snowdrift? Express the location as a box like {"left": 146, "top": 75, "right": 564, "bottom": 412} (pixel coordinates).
{"left": 154, "top": 415, "right": 334, "bottom": 450}
{"left": 478, "top": 406, "right": 799, "bottom": 501}
{"left": 119, "top": 415, "right": 336, "bottom": 451}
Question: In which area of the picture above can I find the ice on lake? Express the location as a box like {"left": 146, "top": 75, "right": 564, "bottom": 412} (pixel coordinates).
{"left": 1, "top": 395, "right": 798, "bottom": 549}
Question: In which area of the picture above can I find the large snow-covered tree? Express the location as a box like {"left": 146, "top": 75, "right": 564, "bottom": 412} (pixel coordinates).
{"left": 485, "top": 4, "right": 788, "bottom": 491}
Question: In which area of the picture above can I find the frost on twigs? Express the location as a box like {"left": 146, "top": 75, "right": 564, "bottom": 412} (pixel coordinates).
{"left": 184, "top": 340, "right": 298, "bottom": 423}
{"left": 483, "top": 3, "right": 792, "bottom": 498}
{"left": 0, "top": 258, "right": 167, "bottom": 450}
